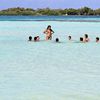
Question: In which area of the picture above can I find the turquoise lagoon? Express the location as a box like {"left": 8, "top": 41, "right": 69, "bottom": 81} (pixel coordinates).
{"left": 0, "top": 16, "right": 100, "bottom": 100}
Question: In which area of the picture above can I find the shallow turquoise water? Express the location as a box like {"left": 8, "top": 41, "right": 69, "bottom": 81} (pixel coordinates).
{"left": 0, "top": 19, "right": 100, "bottom": 100}
{"left": 0, "top": 16, "right": 100, "bottom": 21}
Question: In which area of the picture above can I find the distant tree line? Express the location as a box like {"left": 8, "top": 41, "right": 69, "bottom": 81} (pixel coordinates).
{"left": 0, "top": 7, "right": 100, "bottom": 16}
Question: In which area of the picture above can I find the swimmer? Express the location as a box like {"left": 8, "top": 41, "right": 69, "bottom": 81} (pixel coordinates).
{"left": 28, "top": 36, "right": 32, "bottom": 41}
{"left": 34, "top": 36, "right": 40, "bottom": 42}
{"left": 68, "top": 36, "right": 72, "bottom": 41}
{"left": 55, "top": 38, "right": 59, "bottom": 42}
{"left": 80, "top": 37, "right": 84, "bottom": 42}
{"left": 84, "top": 34, "right": 90, "bottom": 42}
{"left": 96, "top": 37, "right": 99, "bottom": 42}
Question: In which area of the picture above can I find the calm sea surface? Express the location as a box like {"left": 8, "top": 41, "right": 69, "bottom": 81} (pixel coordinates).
{"left": 0, "top": 16, "right": 100, "bottom": 100}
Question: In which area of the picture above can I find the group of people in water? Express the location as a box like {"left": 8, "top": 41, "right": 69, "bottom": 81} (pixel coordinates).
{"left": 28, "top": 25, "right": 100, "bottom": 43}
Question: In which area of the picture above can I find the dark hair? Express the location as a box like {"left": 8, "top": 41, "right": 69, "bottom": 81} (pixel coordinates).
{"left": 34, "top": 37, "right": 37, "bottom": 41}
{"left": 85, "top": 34, "right": 88, "bottom": 38}
{"left": 56, "top": 38, "right": 59, "bottom": 42}
{"left": 68, "top": 36, "right": 71, "bottom": 40}
{"left": 29, "top": 36, "right": 32, "bottom": 41}
{"left": 47, "top": 25, "right": 54, "bottom": 33}
{"left": 47, "top": 25, "right": 51, "bottom": 29}
{"left": 96, "top": 37, "right": 99, "bottom": 41}
{"left": 80, "top": 37, "right": 83, "bottom": 41}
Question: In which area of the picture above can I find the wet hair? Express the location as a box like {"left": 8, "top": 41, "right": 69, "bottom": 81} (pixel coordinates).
{"left": 47, "top": 25, "right": 51, "bottom": 29}
{"left": 34, "top": 37, "right": 37, "bottom": 41}
{"left": 68, "top": 36, "right": 71, "bottom": 40}
{"left": 56, "top": 38, "right": 59, "bottom": 42}
{"left": 96, "top": 37, "right": 99, "bottom": 42}
{"left": 29, "top": 36, "right": 32, "bottom": 41}
{"left": 85, "top": 34, "right": 88, "bottom": 38}
{"left": 80, "top": 37, "right": 83, "bottom": 42}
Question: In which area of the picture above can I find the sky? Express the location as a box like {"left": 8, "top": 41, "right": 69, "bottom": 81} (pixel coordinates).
{"left": 0, "top": 0, "right": 100, "bottom": 10}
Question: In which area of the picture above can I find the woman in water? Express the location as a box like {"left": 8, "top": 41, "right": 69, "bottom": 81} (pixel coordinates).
{"left": 43, "top": 25, "right": 54, "bottom": 40}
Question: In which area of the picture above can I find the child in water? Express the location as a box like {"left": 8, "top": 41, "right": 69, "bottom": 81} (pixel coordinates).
{"left": 43, "top": 25, "right": 54, "bottom": 40}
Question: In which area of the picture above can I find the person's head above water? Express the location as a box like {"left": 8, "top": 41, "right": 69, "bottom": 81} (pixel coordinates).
{"left": 84, "top": 34, "right": 89, "bottom": 42}
{"left": 34, "top": 36, "right": 40, "bottom": 42}
{"left": 55, "top": 38, "right": 59, "bottom": 42}
{"left": 29, "top": 36, "right": 32, "bottom": 41}
{"left": 68, "top": 36, "right": 71, "bottom": 40}
{"left": 84, "top": 34, "right": 88, "bottom": 39}
{"left": 80, "top": 37, "right": 83, "bottom": 42}
{"left": 96, "top": 37, "right": 99, "bottom": 42}
{"left": 34, "top": 37, "right": 37, "bottom": 41}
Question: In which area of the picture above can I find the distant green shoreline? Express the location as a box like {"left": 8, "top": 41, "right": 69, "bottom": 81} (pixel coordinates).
{"left": 0, "top": 7, "right": 100, "bottom": 16}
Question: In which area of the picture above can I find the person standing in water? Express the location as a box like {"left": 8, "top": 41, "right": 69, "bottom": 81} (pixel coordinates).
{"left": 43, "top": 25, "right": 54, "bottom": 40}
